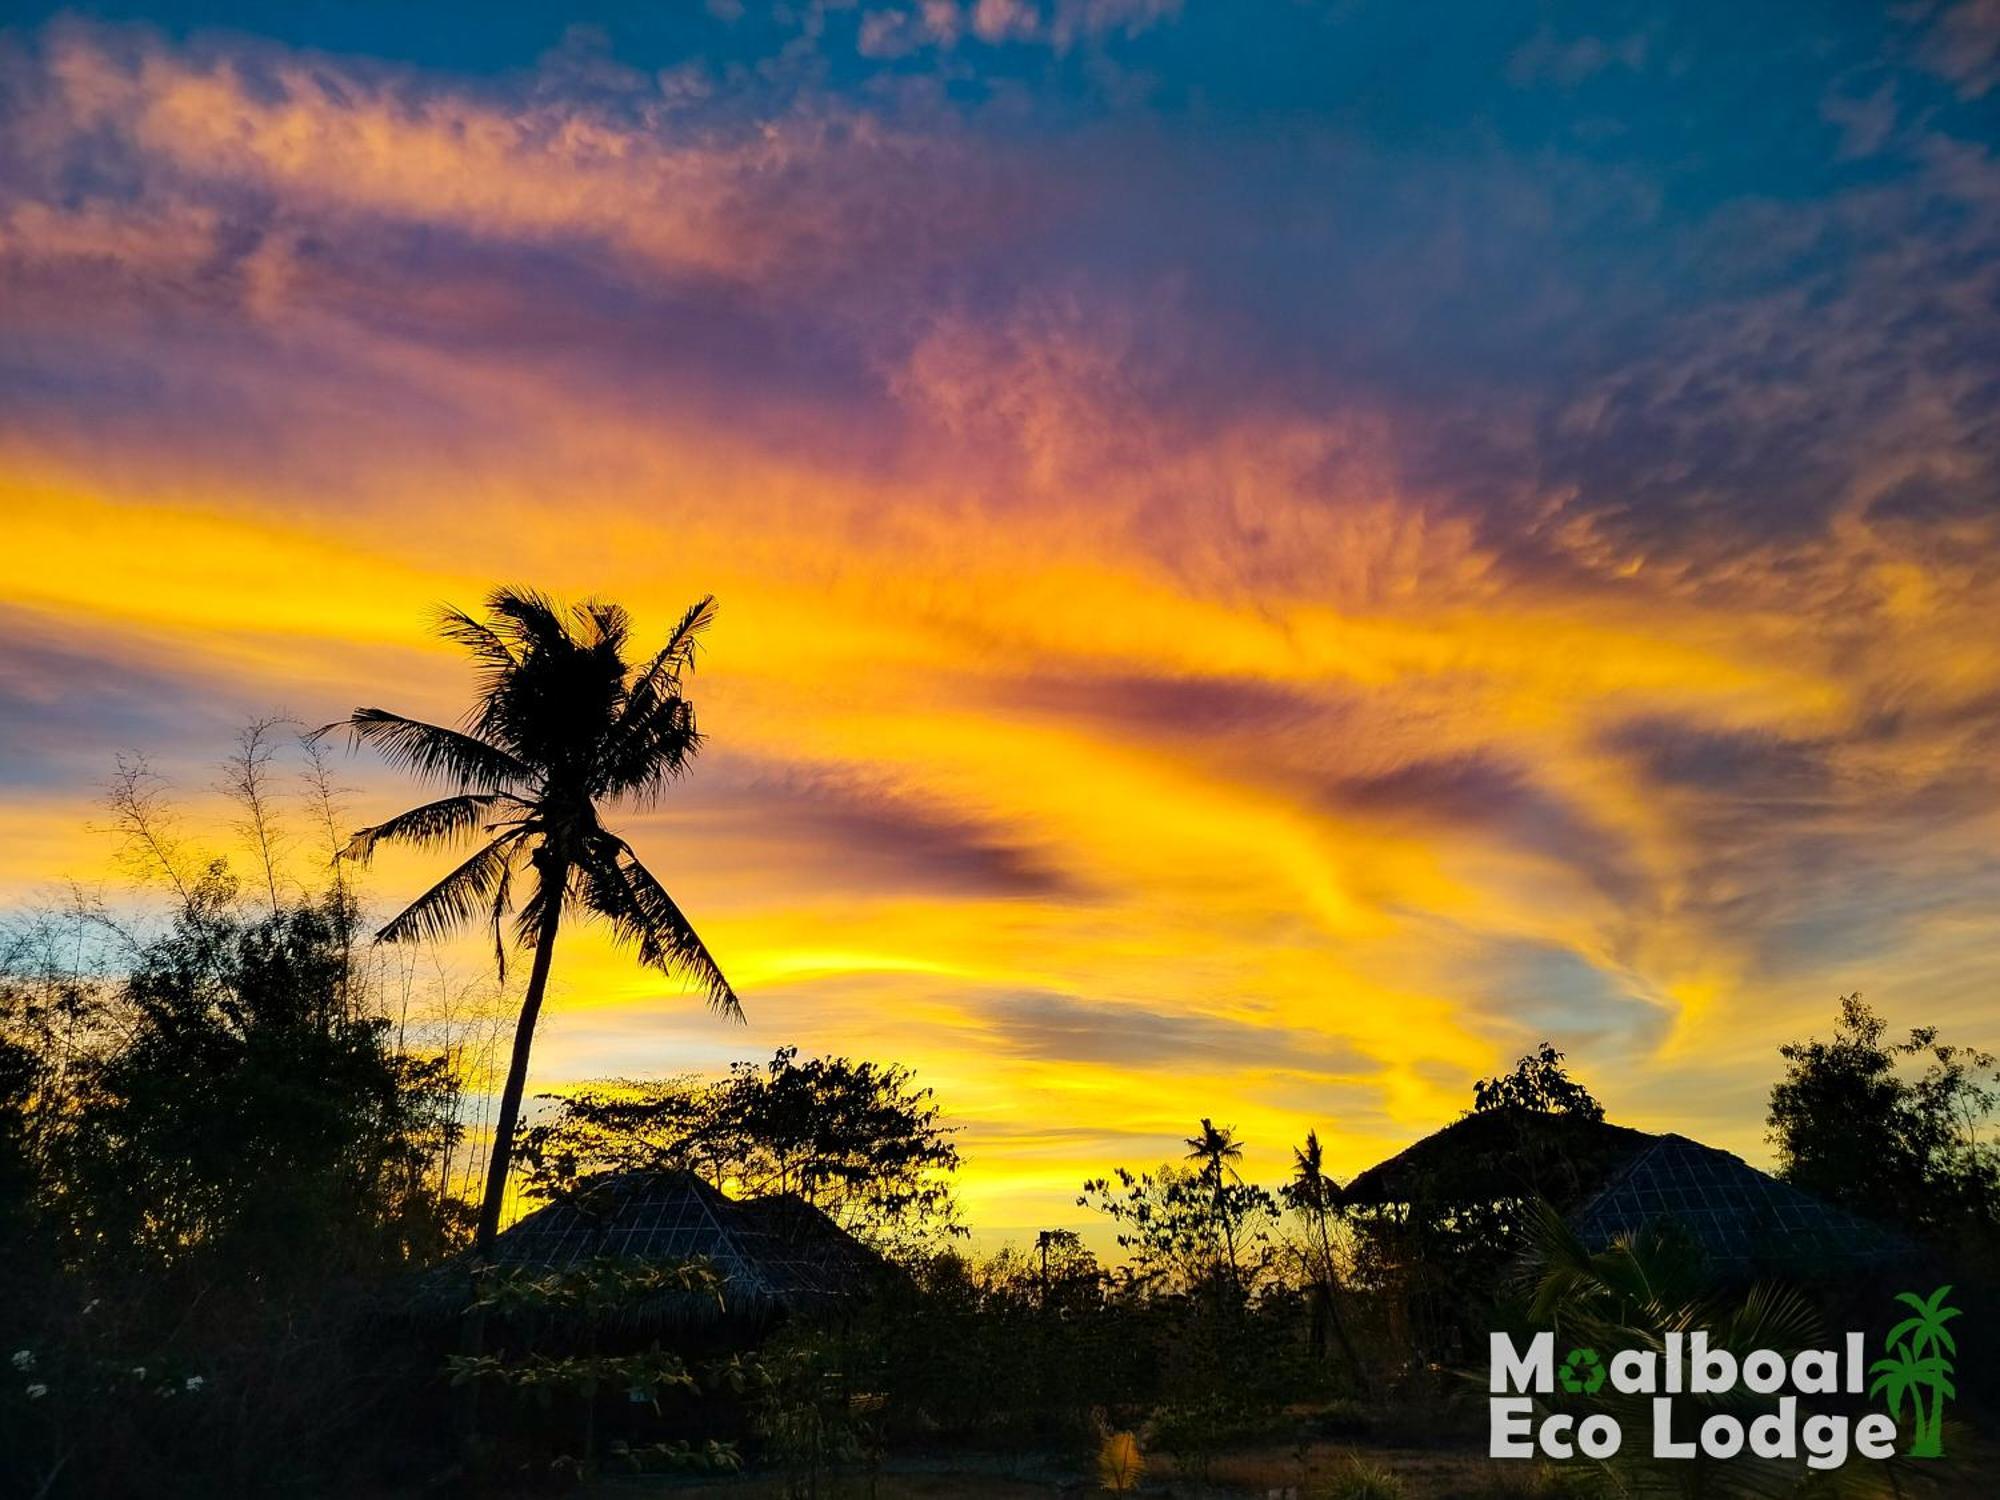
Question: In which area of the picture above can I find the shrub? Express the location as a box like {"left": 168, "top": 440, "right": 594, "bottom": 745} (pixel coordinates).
{"left": 1314, "top": 1453, "right": 1406, "bottom": 1500}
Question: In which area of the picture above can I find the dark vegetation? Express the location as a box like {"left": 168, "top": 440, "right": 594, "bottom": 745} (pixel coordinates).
{"left": 2, "top": 594, "right": 1995, "bottom": 1498}
{"left": 520, "top": 1047, "right": 963, "bottom": 1261}
{"left": 1, "top": 863, "right": 468, "bottom": 1497}
{"left": 8, "top": 860, "right": 1990, "bottom": 1499}
{"left": 322, "top": 588, "right": 740, "bottom": 1257}
{"left": 1769, "top": 993, "right": 1999, "bottom": 1264}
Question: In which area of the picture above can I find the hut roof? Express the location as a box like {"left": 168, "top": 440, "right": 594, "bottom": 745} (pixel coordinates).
{"left": 491, "top": 1169, "right": 887, "bottom": 1305}
{"left": 1341, "top": 1107, "right": 1654, "bottom": 1210}
{"left": 1567, "top": 1134, "right": 1908, "bottom": 1274}
{"left": 1343, "top": 1110, "right": 1910, "bottom": 1275}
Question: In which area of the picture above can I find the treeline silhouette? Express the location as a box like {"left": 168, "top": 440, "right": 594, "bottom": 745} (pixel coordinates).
{"left": 4, "top": 591, "right": 1997, "bottom": 1498}
{"left": 9, "top": 813, "right": 1991, "bottom": 1499}
{"left": 2, "top": 860, "right": 475, "bottom": 1496}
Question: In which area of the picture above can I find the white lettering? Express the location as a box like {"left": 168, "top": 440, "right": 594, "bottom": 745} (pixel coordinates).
{"left": 1489, "top": 1397, "right": 1535, "bottom": 1458}
{"left": 1702, "top": 1414, "right": 1746, "bottom": 1459}
{"left": 1541, "top": 1414, "right": 1574, "bottom": 1459}
{"left": 1804, "top": 1414, "right": 1849, "bottom": 1471}
{"left": 1792, "top": 1349, "right": 1838, "bottom": 1394}
{"left": 1854, "top": 1414, "right": 1896, "bottom": 1462}
{"left": 1576, "top": 1413, "right": 1621, "bottom": 1459}
{"left": 1653, "top": 1398, "right": 1697, "bottom": 1458}
{"left": 1490, "top": 1326, "right": 1900, "bottom": 1470}
{"left": 1610, "top": 1348, "right": 1655, "bottom": 1393}
{"left": 1490, "top": 1332, "right": 1554, "bottom": 1394}
{"left": 1690, "top": 1332, "right": 1737, "bottom": 1394}
{"left": 1742, "top": 1350, "right": 1785, "bottom": 1394}
{"left": 1749, "top": 1397, "right": 1797, "bottom": 1458}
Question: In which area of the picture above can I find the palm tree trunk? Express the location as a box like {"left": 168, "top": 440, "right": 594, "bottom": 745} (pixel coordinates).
{"left": 474, "top": 865, "right": 567, "bottom": 1257}
{"left": 456, "top": 865, "right": 569, "bottom": 1452}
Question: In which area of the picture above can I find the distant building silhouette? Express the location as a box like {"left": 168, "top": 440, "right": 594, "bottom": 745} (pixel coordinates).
{"left": 493, "top": 1168, "right": 891, "bottom": 1310}
{"left": 1343, "top": 1107, "right": 1909, "bottom": 1275}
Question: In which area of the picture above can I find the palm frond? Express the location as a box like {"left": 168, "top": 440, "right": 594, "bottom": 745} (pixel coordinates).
{"left": 488, "top": 853, "right": 517, "bottom": 982}
{"left": 435, "top": 605, "right": 521, "bottom": 710}
{"left": 574, "top": 835, "right": 739, "bottom": 1018}
{"left": 1523, "top": 1197, "right": 1594, "bottom": 1318}
{"left": 376, "top": 835, "right": 524, "bottom": 946}
{"left": 436, "top": 606, "right": 519, "bottom": 674}
{"left": 598, "top": 694, "right": 700, "bottom": 802}
{"left": 342, "top": 793, "right": 512, "bottom": 864}
{"left": 484, "top": 587, "right": 571, "bottom": 656}
{"left": 576, "top": 597, "right": 631, "bottom": 652}
{"left": 597, "top": 596, "right": 715, "bottom": 799}
{"left": 1722, "top": 1280, "right": 1823, "bottom": 1355}
{"left": 318, "top": 710, "right": 529, "bottom": 791}
{"left": 1293, "top": 1131, "right": 1323, "bottom": 1175}
{"left": 471, "top": 588, "right": 633, "bottom": 763}
{"left": 612, "top": 599, "right": 714, "bottom": 723}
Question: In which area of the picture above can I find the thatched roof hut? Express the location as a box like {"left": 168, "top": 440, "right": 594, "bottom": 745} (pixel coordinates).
{"left": 490, "top": 1169, "right": 890, "bottom": 1309}
{"left": 1564, "top": 1133, "right": 1907, "bottom": 1275}
{"left": 1343, "top": 1109, "right": 1908, "bottom": 1276}
{"left": 1343, "top": 1107, "right": 1651, "bottom": 1211}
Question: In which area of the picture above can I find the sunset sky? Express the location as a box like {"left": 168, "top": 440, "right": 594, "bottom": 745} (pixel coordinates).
{"left": 3, "top": 2, "right": 1999, "bottom": 1245}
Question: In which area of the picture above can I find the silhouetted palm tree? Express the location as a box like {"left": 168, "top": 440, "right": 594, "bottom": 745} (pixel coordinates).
{"left": 1285, "top": 1130, "right": 1368, "bottom": 1389}
{"left": 323, "top": 589, "right": 738, "bottom": 1254}
{"left": 1184, "top": 1117, "right": 1242, "bottom": 1193}
{"left": 1288, "top": 1130, "right": 1334, "bottom": 1214}
{"left": 1184, "top": 1117, "right": 1250, "bottom": 1293}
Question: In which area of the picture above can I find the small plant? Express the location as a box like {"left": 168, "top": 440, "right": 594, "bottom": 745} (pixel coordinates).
{"left": 599, "top": 1438, "right": 743, "bottom": 1476}
{"left": 1150, "top": 1397, "right": 1232, "bottom": 1486}
{"left": 1097, "top": 1428, "right": 1145, "bottom": 1493}
{"left": 445, "top": 1255, "right": 734, "bottom": 1480}
{"left": 1313, "top": 1453, "right": 1405, "bottom": 1500}
{"left": 728, "top": 1329, "right": 881, "bottom": 1500}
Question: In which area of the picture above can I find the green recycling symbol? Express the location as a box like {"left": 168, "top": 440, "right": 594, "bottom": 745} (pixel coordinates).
{"left": 1559, "top": 1347, "right": 1605, "bottom": 1394}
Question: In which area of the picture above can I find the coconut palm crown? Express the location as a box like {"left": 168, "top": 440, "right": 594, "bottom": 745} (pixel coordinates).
{"left": 322, "top": 588, "right": 739, "bottom": 1253}
{"left": 1185, "top": 1117, "right": 1244, "bottom": 1194}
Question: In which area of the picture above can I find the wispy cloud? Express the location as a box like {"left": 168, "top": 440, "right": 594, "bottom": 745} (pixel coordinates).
{"left": 2, "top": 4, "right": 1998, "bottom": 1217}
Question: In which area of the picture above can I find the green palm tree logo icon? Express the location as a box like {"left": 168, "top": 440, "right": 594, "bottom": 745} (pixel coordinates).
{"left": 1869, "top": 1286, "right": 1961, "bottom": 1459}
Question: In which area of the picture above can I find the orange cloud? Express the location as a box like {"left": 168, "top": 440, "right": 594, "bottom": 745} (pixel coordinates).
{"left": 4, "top": 17, "right": 2000, "bottom": 1241}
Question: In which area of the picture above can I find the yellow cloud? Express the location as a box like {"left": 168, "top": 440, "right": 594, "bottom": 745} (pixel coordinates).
{"left": 5, "top": 22, "right": 2000, "bottom": 1240}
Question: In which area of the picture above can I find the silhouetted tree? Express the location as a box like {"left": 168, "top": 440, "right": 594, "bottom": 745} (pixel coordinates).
{"left": 0, "top": 1032, "right": 41, "bottom": 1283}
{"left": 53, "top": 882, "right": 464, "bottom": 1279}
{"left": 1083, "top": 1122, "right": 1278, "bottom": 1298}
{"left": 520, "top": 1046, "right": 961, "bottom": 1256}
{"left": 2, "top": 864, "right": 472, "bottom": 1500}
{"left": 1281, "top": 1130, "right": 1367, "bottom": 1389}
{"left": 1030, "top": 1227, "right": 1100, "bottom": 1307}
{"left": 1473, "top": 1040, "right": 1603, "bottom": 1120}
{"left": 1769, "top": 993, "right": 1999, "bottom": 1255}
{"left": 323, "top": 590, "right": 738, "bottom": 1255}
{"left": 1185, "top": 1118, "right": 1251, "bottom": 1295}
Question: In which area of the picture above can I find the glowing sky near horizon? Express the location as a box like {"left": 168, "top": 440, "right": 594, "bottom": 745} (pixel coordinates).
{"left": 3, "top": 2, "right": 2000, "bottom": 1243}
